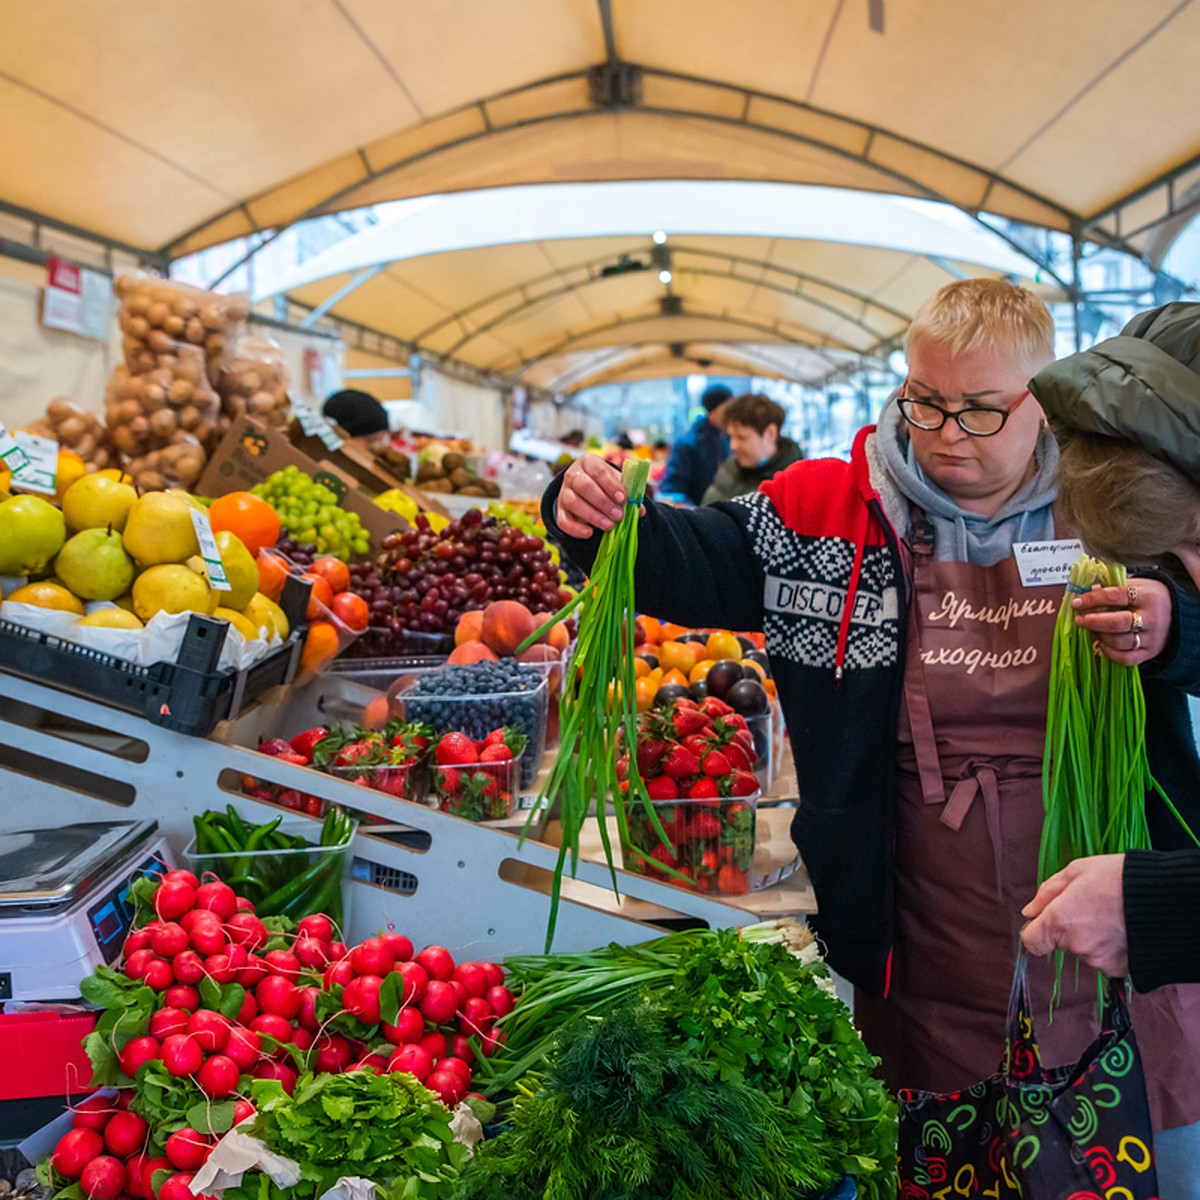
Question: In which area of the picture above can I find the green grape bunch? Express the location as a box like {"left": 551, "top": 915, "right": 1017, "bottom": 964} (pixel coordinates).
{"left": 252, "top": 465, "right": 371, "bottom": 560}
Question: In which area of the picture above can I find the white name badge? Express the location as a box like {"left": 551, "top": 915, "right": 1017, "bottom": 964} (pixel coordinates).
{"left": 1013, "top": 539, "right": 1083, "bottom": 588}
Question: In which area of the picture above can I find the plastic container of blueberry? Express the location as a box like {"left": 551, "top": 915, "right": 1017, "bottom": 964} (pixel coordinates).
{"left": 392, "top": 660, "right": 548, "bottom": 789}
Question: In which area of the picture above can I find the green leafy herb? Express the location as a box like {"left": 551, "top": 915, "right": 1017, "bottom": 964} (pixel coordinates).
{"left": 80, "top": 965, "right": 158, "bottom": 1085}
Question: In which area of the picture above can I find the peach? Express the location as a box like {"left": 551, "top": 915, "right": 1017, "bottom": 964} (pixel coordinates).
{"left": 455, "top": 609, "right": 484, "bottom": 647}
{"left": 480, "top": 600, "right": 536, "bottom": 657}
{"left": 532, "top": 612, "right": 570, "bottom": 653}
{"left": 448, "top": 639, "right": 499, "bottom": 665}
{"left": 517, "top": 642, "right": 563, "bottom": 691}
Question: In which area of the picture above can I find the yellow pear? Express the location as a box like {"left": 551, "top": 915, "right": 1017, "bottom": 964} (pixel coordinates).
{"left": 132, "top": 563, "right": 217, "bottom": 621}
{"left": 122, "top": 492, "right": 199, "bottom": 565}
{"left": 55, "top": 528, "right": 136, "bottom": 601}
{"left": 212, "top": 531, "right": 258, "bottom": 610}
{"left": 113, "top": 590, "right": 136, "bottom": 614}
{"left": 242, "top": 592, "right": 289, "bottom": 640}
{"left": 62, "top": 474, "right": 138, "bottom": 534}
{"left": 79, "top": 608, "right": 144, "bottom": 630}
{"left": 7, "top": 580, "right": 84, "bottom": 614}
{"left": 214, "top": 606, "right": 261, "bottom": 641}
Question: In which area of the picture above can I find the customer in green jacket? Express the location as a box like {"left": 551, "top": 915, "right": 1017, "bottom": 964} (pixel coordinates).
{"left": 701, "top": 393, "right": 803, "bottom": 505}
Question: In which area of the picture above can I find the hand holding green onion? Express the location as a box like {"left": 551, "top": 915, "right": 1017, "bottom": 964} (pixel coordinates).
{"left": 1069, "top": 576, "right": 1171, "bottom": 664}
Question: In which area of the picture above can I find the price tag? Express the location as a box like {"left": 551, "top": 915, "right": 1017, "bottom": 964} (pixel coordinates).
{"left": 190, "top": 507, "right": 231, "bottom": 592}
{"left": 11, "top": 432, "right": 58, "bottom": 495}
{"left": 291, "top": 402, "right": 344, "bottom": 451}
{"left": 1013, "top": 538, "right": 1084, "bottom": 588}
{"left": 0, "top": 421, "right": 31, "bottom": 476}
{"left": 293, "top": 403, "right": 322, "bottom": 436}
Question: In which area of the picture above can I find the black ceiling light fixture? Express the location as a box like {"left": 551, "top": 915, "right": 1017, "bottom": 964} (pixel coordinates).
{"left": 661, "top": 295, "right": 683, "bottom": 316}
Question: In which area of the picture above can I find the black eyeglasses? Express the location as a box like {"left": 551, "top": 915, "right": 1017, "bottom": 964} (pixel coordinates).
{"left": 898, "top": 387, "right": 1031, "bottom": 438}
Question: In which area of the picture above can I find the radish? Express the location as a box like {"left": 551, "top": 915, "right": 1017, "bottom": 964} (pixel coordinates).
{"left": 71, "top": 1093, "right": 116, "bottom": 1130}
{"left": 52, "top": 1128, "right": 104, "bottom": 1179}
{"left": 350, "top": 937, "right": 394, "bottom": 976}
{"left": 223, "top": 1024, "right": 262, "bottom": 1069}
{"left": 291, "top": 1027, "right": 314, "bottom": 1051}
{"left": 437, "top": 1056, "right": 472, "bottom": 1085}
{"left": 203, "top": 953, "right": 236, "bottom": 984}
{"left": 162, "top": 869, "right": 199, "bottom": 888}
{"left": 256, "top": 975, "right": 300, "bottom": 1018}
{"left": 225, "top": 943, "right": 249, "bottom": 970}
{"left": 459, "top": 996, "right": 494, "bottom": 1037}
{"left": 226, "top": 913, "right": 266, "bottom": 950}
{"left": 232, "top": 1099, "right": 256, "bottom": 1124}
{"left": 480, "top": 962, "right": 505, "bottom": 989}
{"left": 449, "top": 1035, "right": 475, "bottom": 1065}
{"left": 297, "top": 913, "right": 334, "bottom": 941}
{"left": 170, "top": 951, "right": 205, "bottom": 985}
{"left": 158, "top": 1172, "right": 202, "bottom": 1200}
{"left": 153, "top": 883, "right": 195, "bottom": 922}
{"left": 263, "top": 950, "right": 300, "bottom": 980}
{"left": 313, "top": 1034, "right": 353, "bottom": 1073}
{"left": 323, "top": 959, "right": 355, "bottom": 989}
{"left": 419, "top": 1031, "right": 447, "bottom": 1061}
{"left": 329, "top": 940, "right": 349, "bottom": 961}
{"left": 125, "top": 1152, "right": 151, "bottom": 1199}
{"left": 164, "top": 985, "right": 200, "bottom": 1012}
{"left": 143, "top": 959, "right": 174, "bottom": 992}
{"left": 234, "top": 893, "right": 256, "bottom": 913}
{"left": 486, "top": 985, "right": 516, "bottom": 1018}
{"left": 193, "top": 882, "right": 237, "bottom": 921}
{"left": 236, "top": 955, "right": 268, "bottom": 987}
{"left": 425, "top": 1069, "right": 466, "bottom": 1106}
{"left": 178, "top": 911, "right": 208, "bottom": 933}
{"left": 186, "top": 1010, "right": 229, "bottom": 1053}
{"left": 415, "top": 945, "right": 455, "bottom": 982}
{"left": 151, "top": 921, "right": 188, "bottom": 960}
{"left": 197, "top": 1054, "right": 240, "bottom": 1098}
{"left": 387, "top": 1043, "right": 433, "bottom": 1082}
{"left": 293, "top": 934, "right": 330, "bottom": 969}
{"left": 248, "top": 1012, "right": 293, "bottom": 1043}
{"left": 80, "top": 1155, "right": 127, "bottom": 1199}
{"left": 236, "top": 991, "right": 257, "bottom": 1025}
{"left": 252, "top": 1059, "right": 297, "bottom": 1094}
{"left": 448, "top": 980, "right": 467, "bottom": 1009}
{"left": 394, "top": 961, "right": 429, "bottom": 1003}
{"left": 453, "top": 962, "right": 488, "bottom": 999}
{"left": 188, "top": 922, "right": 225, "bottom": 956}
{"left": 139, "top": 1155, "right": 171, "bottom": 1199}
{"left": 419, "top": 980, "right": 458, "bottom": 1026}
{"left": 480, "top": 1028, "right": 505, "bottom": 1057}
{"left": 123, "top": 949, "right": 155, "bottom": 981}
{"left": 123, "top": 929, "right": 152, "bottom": 956}
{"left": 159, "top": 1034, "right": 203, "bottom": 1077}
{"left": 380, "top": 932, "right": 413, "bottom": 962}
{"left": 343, "top": 974, "right": 384, "bottom": 1024}
{"left": 296, "top": 986, "right": 320, "bottom": 1032}
{"left": 351, "top": 1052, "right": 388, "bottom": 1073}
{"left": 164, "top": 1129, "right": 209, "bottom": 1171}
{"left": 383, "top": 1007, "right": 425, "bottom": 1045}
{"left": 103, "top": 1110, "right": 149, "bottom": 1157}
{"left": 118, "top": 1036, "right": 161, "bottom": 1080}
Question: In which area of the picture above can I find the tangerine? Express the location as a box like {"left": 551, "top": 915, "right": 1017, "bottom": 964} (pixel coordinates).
{"left": 257, "top": 549, "right": 289, "bottom": 602}
{"left": 209, "top": 492, "right": 281, "bottom": 557}
{"left": 634, "top": 676, "right": 658, "bottom": 711}
{"left": 660, "top": 668, "right": 689, "bottom": 689}
{"left": 301, "top": 573, "right": 334, "bottom": 620}
{"left": 52, "top": 450, "right": 88, "bottom": 502}
{"left": 299, "top": 620, "right": 340, "bottom": 676}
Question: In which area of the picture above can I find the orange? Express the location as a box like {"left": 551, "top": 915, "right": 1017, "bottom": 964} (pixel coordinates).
{"left": 257, "top": 549, "right": 290, "bottom": 602}
{"left": 209, "top": 492, "right": 281, "bottom": 557}
{"left": 308, "top": 556, "right": 350, "bottom": 595}
{"left": 7, "top": 580, "right": 85, "bottom": 614}
{"left": 706, "top": 631, "right": 743, "bottom": 662}
{"left": 639, "top": 616, "right": 663, "bottom": 645}
{"left": 635, "top": 676, "right": 657, "bottom": 711}
{"left": 51, "top": 450, "right": 88, "bottom": 502}
{"left": 299, "top": 619, "right": 340, "bottom": 676}
{"left": 660, "top": 667, "right": 689, "bottom": 689}
{"left": 301, "top": 573, "right": 334, "bottom": 620}
{"left": 658, "top": 622, "right": 689, "bottom": 643}
{"left": 689, "top": 658, "right": 715, "bottom": 684}
{"left": 634, "top": 656, "right": 652, "bottom": 678}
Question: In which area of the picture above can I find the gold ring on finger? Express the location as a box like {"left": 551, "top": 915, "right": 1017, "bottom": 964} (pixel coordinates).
{"left": 1131, "top": 611, "right": 1145, "bottom": 634}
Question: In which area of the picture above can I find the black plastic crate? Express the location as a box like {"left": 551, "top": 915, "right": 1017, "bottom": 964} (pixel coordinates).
{"left": 0, "top": 574, "right": 310, "bottom": 737}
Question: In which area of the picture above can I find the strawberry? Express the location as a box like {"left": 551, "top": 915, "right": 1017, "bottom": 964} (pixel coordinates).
{"left": 645, "top": 775, "right": 679, "bottom": 801}
{"left": 483, "top": 729, "right": 507, "bottom": 747}
{"left": 702, "top": 750, "right": 732, "bottom": 778}
{"left": 335, "top": 740, "right": 379, "bottom": 768}
{"left": 662, "top": 745, "right": 701, "bottom": 779}
{"left": 724, "top": 742, "right": 752, "bottom": 771}
{"left": 438, "top": 768, "right": 463, "bottom": 797}
{"left": 436, "top": 732, "right": 478, "bottom": 765}
{"left": 635, "top": 738, "right": 669, "bottom": 776}
{"left": 689, "top": 778, "right": 721, "bottom": 801}
{"left": 730, "top": 770, "right": 759, "bottom": 797}
{"left": 690, "top": 808, "right": 722, "bottom": 837}
{"left": 717, "top": 865, "right": 749, "bottom": 894}
{"left": 289, "top": 727, "right": 329, "bottom": 763}
{"left": 727, "top": 714, "right": 749, "bottom": 731}
{"left": 649, "top": 843, "right": 678, "bottom": 873}
{"left": 701, "top": 849, "right": 719, "bottom": 873}
{"left": 257, "top": 738, "right": 293, "bottom": 757}
{"left": 675, "top": 698, "right": 700, "bottom": 711}
{"left": 700, "top": 696, "right": 734, "bottom": 718}
{"left": 480, "top": 743, "right": 514, "bottom": 763}
{"left": 692, "top": 875, "right": 712, "bottom": 894}
{"left": 673, "top": 708, "right": 712, "bottom": 738}
{"left": 684, "top": 734, "right": 712, "bottom": 758}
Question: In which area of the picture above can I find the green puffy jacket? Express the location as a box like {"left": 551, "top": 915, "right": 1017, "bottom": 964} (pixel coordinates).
{"left": 701, "top": 437, "right": 804, "bottom": 505}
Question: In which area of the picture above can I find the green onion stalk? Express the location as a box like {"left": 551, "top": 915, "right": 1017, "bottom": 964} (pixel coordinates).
{"left": 516, "top": 458, "right": 669, "bottom": 949}
{"left": 1040, "top": 554, "right": 1199, "bottom": 990}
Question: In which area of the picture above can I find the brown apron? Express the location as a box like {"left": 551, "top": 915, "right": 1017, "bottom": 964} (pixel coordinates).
{"left": 854, "top": 524, "right": 1200, "bottom": 1132}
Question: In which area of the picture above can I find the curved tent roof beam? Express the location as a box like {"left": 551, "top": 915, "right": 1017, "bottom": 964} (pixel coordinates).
{"left": 184, "top": 67, "right": 1081, "bottom": 290}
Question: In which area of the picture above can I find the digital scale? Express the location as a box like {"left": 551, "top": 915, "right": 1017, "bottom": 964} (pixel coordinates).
{"left": 0, "top": 820, "right": 172, "bottom": 1001}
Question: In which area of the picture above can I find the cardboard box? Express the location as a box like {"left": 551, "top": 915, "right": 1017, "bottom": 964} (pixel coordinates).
{"left": 199, "top": 418, "right": 408, "bottom": 549}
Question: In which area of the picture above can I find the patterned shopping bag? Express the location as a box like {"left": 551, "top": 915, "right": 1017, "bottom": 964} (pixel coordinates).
{"left": 897, "top": 949, "right": 1157, "bottom": 1198}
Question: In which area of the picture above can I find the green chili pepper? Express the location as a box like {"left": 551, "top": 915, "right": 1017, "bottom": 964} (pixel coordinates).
{"left": 224, "top": 804, "right": 248, "bottom": 845}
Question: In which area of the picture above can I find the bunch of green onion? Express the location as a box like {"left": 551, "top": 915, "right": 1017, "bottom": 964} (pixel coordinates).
{"left": 1040, "top": 554, "right": 1198, "bottom": 984}
{"left": 517, "top": 458, "right": 669, "bottom": 949}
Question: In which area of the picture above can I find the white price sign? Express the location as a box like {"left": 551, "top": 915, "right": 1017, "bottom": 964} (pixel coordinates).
{"left": 190, "top": 507, "right": 231, "bottom": 592}
{"left": 11, "top": 432, "right": 59, "bottom": 495}
{"left": 292, "top": 401, "right": 344, "bottom": 451}
{"left": 0, "top": 421, "right": 31, "bottom": 476}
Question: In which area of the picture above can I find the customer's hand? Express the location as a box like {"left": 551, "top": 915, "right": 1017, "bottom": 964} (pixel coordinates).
{"left": 555, "top": 453, "right": 630, "bottom": 539}
{"left": 1071, "top": 577, "right": 1170, "bottom": 665}
{"left": 1021, "top": 854, "right": 1128, "bottom": 977}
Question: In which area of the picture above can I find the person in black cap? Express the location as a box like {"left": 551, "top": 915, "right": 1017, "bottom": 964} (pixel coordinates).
{"left": 656, "top": 383, "right": 732, "bottom": 504}
{"left": 322, "top": 389, "right": 390, "bottom": 440}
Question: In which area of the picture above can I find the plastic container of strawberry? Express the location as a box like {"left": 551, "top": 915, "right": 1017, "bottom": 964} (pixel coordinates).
{"left": 431, "top": 751, "right": 523, "bottom": 822}
{"left": 330, "top": 759, "right": 425, "bottom": 804}
{"left": 621, "top": 790, "right": 758, "bottom": 896}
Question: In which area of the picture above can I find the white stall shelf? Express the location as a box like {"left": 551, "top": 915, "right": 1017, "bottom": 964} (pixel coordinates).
{"left": 0, "top": 670, "right": 757, "bottom": 959}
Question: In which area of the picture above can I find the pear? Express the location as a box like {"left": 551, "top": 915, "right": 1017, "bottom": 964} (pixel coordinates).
{"left": 212, "top": 531, "right": 259, "bottom": 610}
{"left": 122, "top": 492, "right": 199, "bottom": 565}
{"left": 79, "top": 608, "right": 144, "bottom": 630}
{"left": 62, "top": 474, "right": 137, "bottom": 534}
{"left": 167, "top": 489, "right": 208, "bottom": 513}
{"left": 214, "top": 606, "right": 260, "bottom": 641}
{"left": 55, "top": 528, "right": 136, "bottom": 601}
{"left": 132, "top": 563, "right": 217, "bottom": 622}
{"left": 242, "top": 592, "right": 290, "bottom": 640}
{"left": 0, "top": 495, "right": 66, "bottom": 576}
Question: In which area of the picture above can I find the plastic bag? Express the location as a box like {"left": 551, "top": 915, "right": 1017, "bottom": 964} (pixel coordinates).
{"left": 24, "top": 397, "right": 118, "bottom": 471}
{"left": 216, "top": 334, "right": 291, "bottom": 432}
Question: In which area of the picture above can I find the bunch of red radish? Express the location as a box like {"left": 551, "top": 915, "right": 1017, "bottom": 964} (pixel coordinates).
{"left": 46, "top": 868, "right": 516, "bottom": 1200}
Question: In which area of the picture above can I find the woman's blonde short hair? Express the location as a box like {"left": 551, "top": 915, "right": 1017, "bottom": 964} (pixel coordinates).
{"left": 1056, "top": 431, "right": 1200, "bottom": 565}
{"left": 906, "top": 279, "right": 1055, "bottom": 375}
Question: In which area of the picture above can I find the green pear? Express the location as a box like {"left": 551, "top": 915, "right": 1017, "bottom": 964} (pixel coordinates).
{"left": 55, "top": 528, "right": 136, "bottom": 601}
{"left": 0, "top": 494, "right": 66, "bottom": 576}
{"left": 62, "top": 474, "right": 137, "bottom": 534}
{"left": 122, "top": 492, "right": 199, "bottom": 565}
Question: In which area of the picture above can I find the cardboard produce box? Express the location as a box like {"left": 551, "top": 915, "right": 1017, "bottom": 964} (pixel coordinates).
{"left": 199, "top": 418, "right": 408, "bottom": 549}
